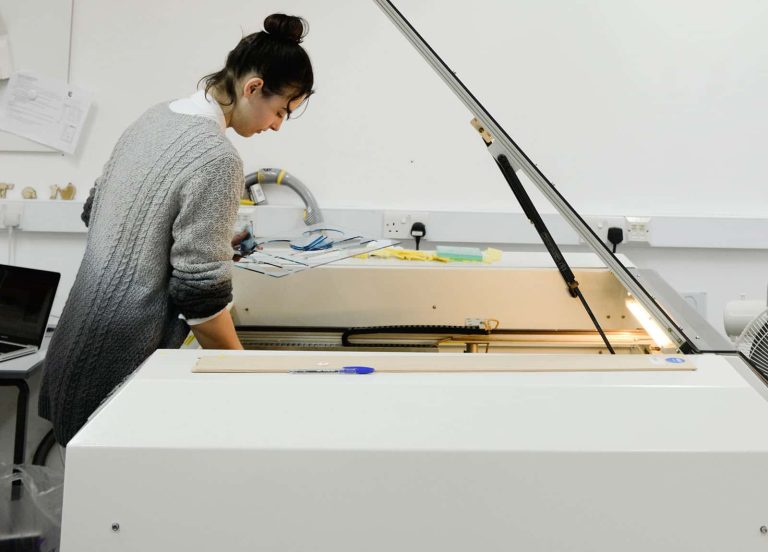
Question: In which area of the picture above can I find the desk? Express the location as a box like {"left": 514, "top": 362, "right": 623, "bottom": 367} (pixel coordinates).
{"left": 0, "top": 336, "right": 48, "bottom": 499}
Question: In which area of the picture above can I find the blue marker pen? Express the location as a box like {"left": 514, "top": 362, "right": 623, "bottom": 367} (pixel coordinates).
{"left": 289, "top": 366, "right": 375, "bottom": 375}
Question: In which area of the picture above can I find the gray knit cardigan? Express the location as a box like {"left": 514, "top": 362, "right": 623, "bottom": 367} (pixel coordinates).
{"left": 39, "top": 103, "right": 244, "bottom": 444}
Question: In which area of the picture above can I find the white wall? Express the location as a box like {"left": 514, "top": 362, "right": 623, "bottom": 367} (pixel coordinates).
{"left": 0, "top": 0, "right": 766, "bottom": 210}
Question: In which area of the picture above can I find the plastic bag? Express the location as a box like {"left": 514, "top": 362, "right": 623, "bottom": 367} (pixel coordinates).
{"left": 0, "top": 462, "right": 63, "bottom": 552}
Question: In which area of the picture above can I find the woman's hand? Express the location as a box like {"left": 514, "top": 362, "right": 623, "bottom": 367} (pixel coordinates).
{"left": 231, "top": 228, "right": 250, "bottom": 261}
{"left": 231, "top": 228, "right": 260, "bottom": 261}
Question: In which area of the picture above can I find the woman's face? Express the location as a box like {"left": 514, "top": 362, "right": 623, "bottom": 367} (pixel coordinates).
{"left": 230, "top": 77, "right": 307, "bottom": 137}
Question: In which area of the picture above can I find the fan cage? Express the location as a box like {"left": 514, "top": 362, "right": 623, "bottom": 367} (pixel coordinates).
{"left": 736, "top": 307, "right": 768, "bottom": 376}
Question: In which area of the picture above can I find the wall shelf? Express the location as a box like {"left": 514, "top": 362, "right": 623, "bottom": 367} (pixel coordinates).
{"left": 0, "top": 200, "right": 86, "bottom": 233}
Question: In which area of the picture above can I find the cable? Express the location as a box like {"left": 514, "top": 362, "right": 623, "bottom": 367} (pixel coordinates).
{"left": 342, "top": 324, "right": 487, "bottom": 347}
{"left": 8, "top": 226, "right": 14, "bottom": 264}
{"left": 32, "top": 429, "right": 57, "bottom": 466}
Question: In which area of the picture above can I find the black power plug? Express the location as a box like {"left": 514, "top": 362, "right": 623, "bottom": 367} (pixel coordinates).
{"left": 607, "top": 227, "right": 623, "bottom": 253}
{"left": 410, "top": 222, "right": 426, "bottom": 250}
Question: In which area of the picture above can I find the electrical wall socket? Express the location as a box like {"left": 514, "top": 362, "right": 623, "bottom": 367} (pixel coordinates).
{"left": 382, "top": 211, "right": 430, "bottom": 239}
{"left": 625, "top": 216, "right": 651, "bottom": 243}
{"left": 584, "top": 216, "right": 625, "bottom": 244}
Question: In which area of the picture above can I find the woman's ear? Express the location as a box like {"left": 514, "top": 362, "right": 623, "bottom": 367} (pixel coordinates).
{"left": 243, "top": 77, "right": 264, "bottom": 98}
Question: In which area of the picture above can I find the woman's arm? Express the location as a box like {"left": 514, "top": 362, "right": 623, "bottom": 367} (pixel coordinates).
{"left": 169, "top": 152, "right": 244, "bottom": 330}
{"left": 190, "top": 309, "right": 243, "bottom": 349}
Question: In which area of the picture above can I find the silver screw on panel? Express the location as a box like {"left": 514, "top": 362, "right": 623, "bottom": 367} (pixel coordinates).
{"left": 112, "top": 523, "right": 120, "bottom": 532}
{"left": 760, "top": 525, "right": 767, "bottom": 535}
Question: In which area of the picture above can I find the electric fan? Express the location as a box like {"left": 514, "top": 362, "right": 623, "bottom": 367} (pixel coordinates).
{"left": 736, "top": 307, "right": 768, "bottom": 376}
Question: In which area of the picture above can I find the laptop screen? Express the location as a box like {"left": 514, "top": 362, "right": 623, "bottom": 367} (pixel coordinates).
{"left": 0, "top": 264, "right": 60, "bottom": 347}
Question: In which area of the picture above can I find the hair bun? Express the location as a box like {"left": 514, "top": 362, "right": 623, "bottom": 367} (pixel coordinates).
{"left": 264, "top": 14, "right": 308, "bottom": 44}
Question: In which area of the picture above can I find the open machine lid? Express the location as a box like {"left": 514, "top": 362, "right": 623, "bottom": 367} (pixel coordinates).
{"left": 372, "top": 0, "right": 701, "bottom": 353}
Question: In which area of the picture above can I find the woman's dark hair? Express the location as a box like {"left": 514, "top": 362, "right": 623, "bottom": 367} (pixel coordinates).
{"left": 201, "top": 14, "right": 314, "bottom": 115}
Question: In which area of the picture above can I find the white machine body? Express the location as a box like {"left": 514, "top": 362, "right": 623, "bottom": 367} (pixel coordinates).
{"left": 61, "top": 346, "right": 768, "bottom": 551}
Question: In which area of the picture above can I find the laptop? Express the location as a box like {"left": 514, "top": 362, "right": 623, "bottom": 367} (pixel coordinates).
{"left": 0, "top": 264, "right": 60, "bottom": 362}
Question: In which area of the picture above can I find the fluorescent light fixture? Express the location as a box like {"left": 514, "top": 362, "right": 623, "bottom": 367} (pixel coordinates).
{"left": 626, "top": 297, "right": 675, "bottom": 350}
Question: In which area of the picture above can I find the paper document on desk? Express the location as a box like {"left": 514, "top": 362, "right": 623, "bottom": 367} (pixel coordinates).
{"left": 235, "top": 223, "right": 398, "bottom": 277}
{"left": 0, "top": 71, "right": 92, "bottom": 153}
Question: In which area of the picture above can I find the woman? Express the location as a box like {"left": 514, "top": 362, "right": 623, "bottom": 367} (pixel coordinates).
{"left": 39, "top": 14, "right": 314, "bottom": 445}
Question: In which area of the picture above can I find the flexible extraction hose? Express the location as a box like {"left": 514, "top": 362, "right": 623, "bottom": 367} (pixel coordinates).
{"left": 244, "top": 168, "right": 323, "bottom": 226}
